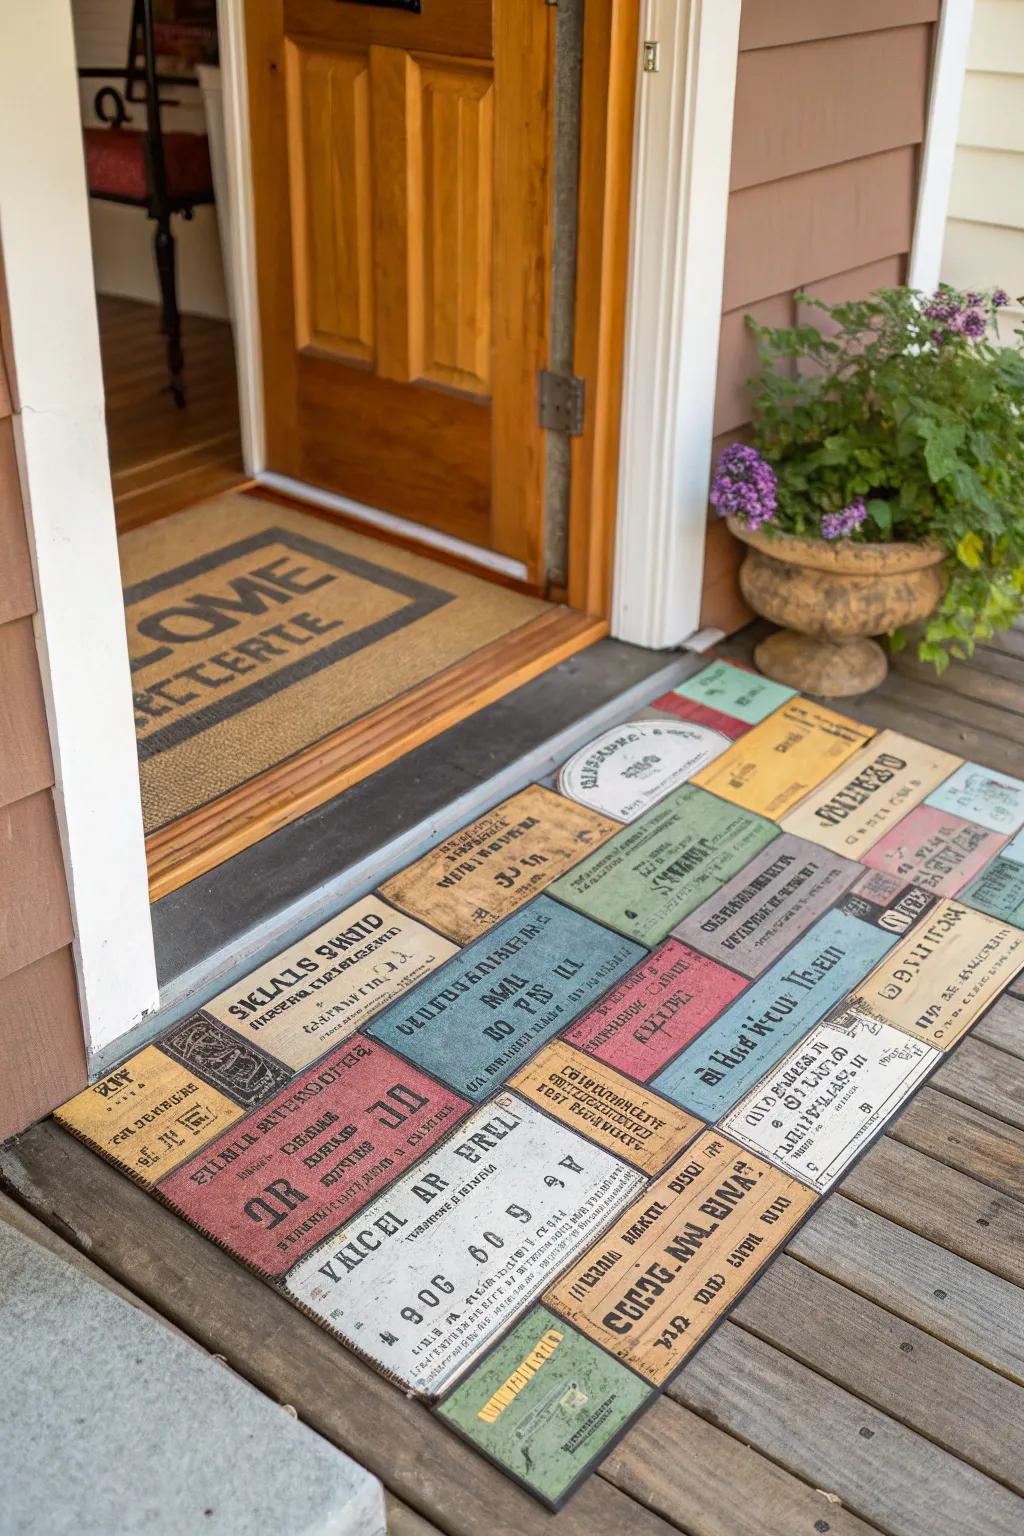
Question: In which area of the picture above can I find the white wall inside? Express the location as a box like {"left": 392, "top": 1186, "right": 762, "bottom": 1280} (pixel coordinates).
{"left": 941, "top": 0, "right": 1024, "bottom": 339}
{"left": 72, "top": 0, "right": 230, "bottom": 319}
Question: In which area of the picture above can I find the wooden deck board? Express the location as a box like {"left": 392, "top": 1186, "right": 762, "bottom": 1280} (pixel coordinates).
{"left": 6, "top": 619, "right": 1024, "bottom": 1530}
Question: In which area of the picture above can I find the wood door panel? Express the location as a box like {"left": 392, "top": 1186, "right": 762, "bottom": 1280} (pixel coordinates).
{"left": 296, "top": 359, "right": 490, "bottom": 541}
{"left": 285, "top": 0, "right": 493, "bottom": 60}
{"left": 287, "top": 43, "right": 375, "bottom": 362}
{"left": 419, "top": 57, "right": 494, "bottom": 395}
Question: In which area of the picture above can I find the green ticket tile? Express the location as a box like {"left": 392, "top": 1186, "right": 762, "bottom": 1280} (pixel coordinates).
{"left": 436, "top": 1306, "right": 652, "bottom": 1508}
{"left": 549, "top": 785, "right": 780, "bottom": 947}
{"left": 669, "top": 659, "right": 795, "bottom": 724}
{"left": 961, "top": 854, "right": 1024, "bottom": 927}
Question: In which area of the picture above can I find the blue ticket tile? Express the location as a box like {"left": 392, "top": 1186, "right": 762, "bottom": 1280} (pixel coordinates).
{"left": 961, "top": 855, "right": 1024, "bottom": 926}
{"left": 364, "top": 895, "right": 646, "bottom": 1101}
{"left": 926, "top": 762, "right": 1024, "bottom": 837}
{"left": 650, "top": 897, "right": 911, "bottom": 1120}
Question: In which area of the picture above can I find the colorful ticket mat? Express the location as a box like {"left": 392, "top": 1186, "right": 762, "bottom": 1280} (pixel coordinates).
{"left": 379, "top": 784, "right": 617, "bottom": 944}
{"left": 692, "top": 699, "right": 874, "bottom": 819}
{"left": 557, "top": 719, "right": 729, "bottom": 822}
{"left": 52, "top": 655, "right": 1024, "bottom": 1507}
{"left": 284, "top": 1093, "right": 645, "bottom": 1397}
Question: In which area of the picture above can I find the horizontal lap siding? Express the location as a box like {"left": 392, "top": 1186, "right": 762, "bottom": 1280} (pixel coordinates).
{"left": 0, "top": 258, "right": 86, "bottom": 1141}
{"left": 942, "top": 0, "right": 1024, "bottom": 346}
{"left": 701, "top": 5, "right": 935, "bottom": 633}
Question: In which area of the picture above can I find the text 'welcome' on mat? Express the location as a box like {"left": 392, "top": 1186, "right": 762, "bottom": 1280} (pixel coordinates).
{"left": 54, "top": 659, "right": 1024, "bottom": 1507}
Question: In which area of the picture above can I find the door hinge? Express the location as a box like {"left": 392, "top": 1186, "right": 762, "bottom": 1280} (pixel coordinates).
{"left": 537, "top": 369, "right": 585, "bottom": 436}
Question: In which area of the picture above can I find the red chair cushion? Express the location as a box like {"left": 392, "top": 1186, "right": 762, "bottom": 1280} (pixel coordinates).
{"left": 83, "top": 127, "right": 213, "bottom": 202}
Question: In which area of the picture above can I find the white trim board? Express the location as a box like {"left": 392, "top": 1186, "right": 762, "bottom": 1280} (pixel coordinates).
{"left": 909, "top": 0, "right": 976, "bottom": 292}
{"left": 0, "top": 0, "right": 159, "bottom": 1059}
{"left": 611, "top": 0, "right": 742, "bottom": 649}
{"left": 217, "top": 0, "right": 266, "bottom": 473}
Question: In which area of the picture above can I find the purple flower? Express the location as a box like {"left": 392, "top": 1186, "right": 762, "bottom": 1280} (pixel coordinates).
{"left": 965, "top": 291, "right": 982, "bottom": 306}
{"left": 710, "top": 443, "right": 778, "bottom": 529}
{"left": 821, "top": 497, "right": 868, "bottom": 541}
{"left": 993, "top": 288, "right": 1010, "bottom": 308}
{"left": 961, "top": 308, "right": 987, "bottom": 339}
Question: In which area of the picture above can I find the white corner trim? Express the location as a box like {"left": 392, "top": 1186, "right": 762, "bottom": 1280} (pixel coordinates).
{"left": 909, "top": 0, "right": 976, "bottom": 293}
{"left": 611, "top": 0, "right": 742, "bottom": 649}
{"left": 218, "top": 0, "right": 266, "bottom": 474}
{"left": 0, "top": 0, "right": 159, "bottom": 1059}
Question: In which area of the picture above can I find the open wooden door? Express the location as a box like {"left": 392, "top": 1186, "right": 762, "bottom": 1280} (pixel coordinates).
{"left": 247, "top": 0, "right": 552, "bottom": 577}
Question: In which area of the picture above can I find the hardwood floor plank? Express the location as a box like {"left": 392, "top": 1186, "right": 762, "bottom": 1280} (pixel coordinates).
{"left": 837, "top": 1136, "right": 1024, "bottom": 1287}
{"left": 974, "top": 995, "right": 1024, "bottom": 1060}
{"left": 601, "top": 1393, "right": 886, "bottom": 1536}
{"left": 892, "top": 653, "right": 1024, "bottom": 722}
{"left": 789, "top": 1198, "right": 1024, "bottom": 1383}
{"left": 732, "top": 1255, "right": 1024, "bottom": 1496}
{"left": 669, "top": 1324, "right": 1024, "bottom": 1536}
{"left": 0, "top": 1122, "right": 678, "bottom": 1536}
{"left": 887, "top": 1087, "right": 1024, "bottom": 1202}
{"left": 934, "top": 1039, "right": 1024, "bottom": 1133}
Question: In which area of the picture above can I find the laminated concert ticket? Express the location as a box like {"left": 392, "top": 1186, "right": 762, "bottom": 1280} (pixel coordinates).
{"left": 721, "top": 1014, "right": 938, "bottom": 1191}
{"left": 284, "top": 1092, "right": 645, "bottom": 1397}
{"left": 781, "top": 730, "right": 962, "bottom": 857}
{"left": 557, "top": 719, "right": 729, "bottom": 822}
{"left": 436, "top": 1306, "right": 653, "bottom": 1508}
{"left": 544, "top": 1130, "right": 816, "bottom": 1384}
{"left": 829, "top": 897, "right": 1024, "bottom": 1049}
{"left": 379, "top": 785, "right": 617, "bottom": 943}
{"left": 692, "top": 699, "right": 873, "bottom": 819}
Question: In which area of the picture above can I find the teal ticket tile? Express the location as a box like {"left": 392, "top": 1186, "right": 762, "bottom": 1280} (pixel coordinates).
{"left": 663, "top": 660, "right": 796, "bottom": 725}
{"left": 926, "top": 762, "right": 1024, "bottom": 836}
{"left": 1002, "top": 826, "right": 1024, "bottom": 865}
{"left": 436, "top": 1306, "right": 652, "bottom": 1509}
{"left": 548, "top": 785, "right": 780, "bottom": 948}
{"left": 363, "top": 895, "right": 644, "bottom": 1100}
{"left": 961, "top": 855, "right": 1024, "bottom": 926}
{"left": 651, "top": 885, "right": 932, "bottom": 1120}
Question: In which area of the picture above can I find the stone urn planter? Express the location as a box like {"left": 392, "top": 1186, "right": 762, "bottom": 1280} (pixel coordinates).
{"left": 727, "top": 517, "right": 947, "bottom": 697}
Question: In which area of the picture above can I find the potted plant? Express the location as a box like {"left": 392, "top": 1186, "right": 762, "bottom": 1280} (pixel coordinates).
{"left": 711, "top": 285, "right": 1024, "bottom": 696}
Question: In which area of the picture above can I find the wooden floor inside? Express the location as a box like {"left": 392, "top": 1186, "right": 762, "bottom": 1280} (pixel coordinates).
{"left": 3, "top": 621, "right": 1023, "bottom": 1535}
{"left": 98, "top": 294, "right": 247, "bottom": 532}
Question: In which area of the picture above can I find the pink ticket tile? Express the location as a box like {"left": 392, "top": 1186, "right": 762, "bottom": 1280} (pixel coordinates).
{"left": 159, "top": 1035, "right": 469, "bottom": 1277}
{"left": 861, "top": 803, "right": 1007, "bottom": 897}
{"left": 562, "top": 938, "right": 747, "bottom": 1081}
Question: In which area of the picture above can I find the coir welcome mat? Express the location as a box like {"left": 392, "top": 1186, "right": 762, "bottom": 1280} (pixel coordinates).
{"left": 119, "top": 494, "right": 549, "bottom": 832}
{"left": 55, "top": 659, "right": 1024, "bottom": 1508}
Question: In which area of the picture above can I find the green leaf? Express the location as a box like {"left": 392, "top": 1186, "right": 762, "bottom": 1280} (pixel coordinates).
{"left": 956, "top": 531, "right": 984, "bottom": 569}
{"left": 867, "top": 499, "right": 893, "bottom": 537}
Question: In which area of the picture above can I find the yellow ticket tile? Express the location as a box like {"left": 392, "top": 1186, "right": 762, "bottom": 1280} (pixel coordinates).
{"left": 692, "top": 699, "right": 873, "bottom": 821}
{"left": 544, "top": 1130, "right": 817, "bottom": 1385}
{"left": 379, "top": 783, "right": 619, "bottom": 945}
{"left": 833, "top": 898, "right": 1024, "bottom": 1049}
{"left": 781, "top": 730, "right": 963, "bottom": 858}
{"left": 54, "top": 1044, "right": 244, "bottom": 1185}
{"left": 508, "top": 1041, "right": 703, "bottom": 1175}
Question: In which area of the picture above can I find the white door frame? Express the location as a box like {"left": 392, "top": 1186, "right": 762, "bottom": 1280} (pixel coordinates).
{"left": 908, "top": 0, "right": 975, "bottom": 292}
{"left": 0, "top": 0, "right": 159, "bottom": 1063}
{"left": 610, "top": 0, "right": 742, "bottom": 649}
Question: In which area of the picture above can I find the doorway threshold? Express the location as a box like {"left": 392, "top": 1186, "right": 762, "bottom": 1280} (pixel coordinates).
{"left": 96, "top": 639, "right": 697, "bottom": 1076}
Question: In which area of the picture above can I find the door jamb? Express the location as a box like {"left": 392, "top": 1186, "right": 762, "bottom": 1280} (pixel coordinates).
{"left": 606, "top": 0, "right": 742, "bottom": 648}
{"left": 0, "top": 0, "right": 159, "bottom": 1062}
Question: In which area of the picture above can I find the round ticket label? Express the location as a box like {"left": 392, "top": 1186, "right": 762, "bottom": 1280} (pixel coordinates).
{"left": 557, "top": 721, "right": 730, "bottom": 823}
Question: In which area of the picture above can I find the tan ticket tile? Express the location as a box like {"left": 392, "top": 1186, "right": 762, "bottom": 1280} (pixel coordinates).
{"left": 54, "top": 1045, "right": 244, "bottom": 1184}
{"left": 692, "top": 699, "right": 873, "bottom": 820}
{"left": 544, "top": 1130, "right": 816, "bottom": 1385}
{"left": 781, "top": 730, "right": 963, "bottom": 857}
{"left": 833, "top": 898, "right": 1024, "bottom": 1049}
{"left": 205, "top": 893, "right": 458, "bottom": 1069}
{"left": 509, "top": 1041, "right": 703, "bottom": 1174}
{"left": 379, "top": 785, "right": 618, "bottom": 944}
